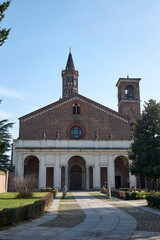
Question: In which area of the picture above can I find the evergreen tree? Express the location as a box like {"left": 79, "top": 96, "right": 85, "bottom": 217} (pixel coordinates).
{"left": 129, "top": 99, "right": 160, "bottom": 190}
{"left": 0, "top": 0, "right": 11, "bottom": 46}
{"left": 0, "top": 100, "right": 14, "bottom": 170}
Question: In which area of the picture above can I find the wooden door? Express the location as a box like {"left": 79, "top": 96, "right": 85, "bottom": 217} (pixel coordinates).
{"left": 100, "top": 167, "right": 107, "bottom": 187}
{"left": 70, "top": 165, "right": 82, "bottom": 190}
{"left": 115, "top": 176, "right": 121, "bottom": 188}
{"left": 46, "top": 167, "right": 54, "bottom": 188}
{"left": 89, "top": 167, "right": 93, "bottom": 189}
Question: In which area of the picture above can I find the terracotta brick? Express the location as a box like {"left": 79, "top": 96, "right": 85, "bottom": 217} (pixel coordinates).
{"left": 19, "top": 94, "right": 131, "bottom": 140}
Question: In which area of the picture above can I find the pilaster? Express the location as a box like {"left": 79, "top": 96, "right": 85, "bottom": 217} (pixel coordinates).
{"left": 54, "top": 155, "right": 60, "bottom": 188}
{"left": 93, "top": 155, "right": 100, "bottom": 189}
{"left": 129, "top": 172, "right": 136, "bottom": 188}
{"left": 65, "top": 165, "right": 68, "bottom": 187}
{"left": 39, "top": 154, "right": 46, "bottom": 189}
{"left": 108, "top": 155, "right": 115, "bottom": 188}
{"left": 86, "top": 165, "right": 89, "bottom": 190}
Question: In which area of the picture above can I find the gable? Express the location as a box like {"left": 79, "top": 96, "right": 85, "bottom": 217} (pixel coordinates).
{"left": 19, "top": 94, "right": 130, "bottom": 141}
{"left": 20, "top": 94, "right": 128, "bottom": 123}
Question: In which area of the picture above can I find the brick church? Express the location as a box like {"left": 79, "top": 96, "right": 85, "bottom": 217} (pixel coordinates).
{"left": 12, "top": 51, "right": 141, "bottom": 190}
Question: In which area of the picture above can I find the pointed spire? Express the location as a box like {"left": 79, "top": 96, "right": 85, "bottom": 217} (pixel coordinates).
{"left": 62, "top": 50, "right": 79, "bottom": 98}
{"left": 65, "top": 50, "right": 75, "bottom": 70}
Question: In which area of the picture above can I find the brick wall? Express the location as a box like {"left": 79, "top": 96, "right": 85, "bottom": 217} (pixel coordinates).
{"left": 19, "top": 96, "right": 131, "bottom": 140}
{"left": 0, "top": 171, "right": 8, "bottom": 193}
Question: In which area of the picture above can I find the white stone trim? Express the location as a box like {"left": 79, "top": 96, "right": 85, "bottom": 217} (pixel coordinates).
{"left": 20, "top": 96, "right": 128, "bottom": 123}
{"left": 14, "top": 139, "right": 131, "bottom": 149}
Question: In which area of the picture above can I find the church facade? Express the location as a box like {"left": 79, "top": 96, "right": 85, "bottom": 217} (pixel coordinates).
{"left": 12, "top": 52, "right": 141, "bottom": 190}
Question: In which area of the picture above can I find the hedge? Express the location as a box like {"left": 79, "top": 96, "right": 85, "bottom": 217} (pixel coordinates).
{"left": 146, "top": 195, "right": 160, "bottom": 209}
{"left": 111, "top": 189, "right": 151, "bottom": 200}
{"left": 0, "top": 191, "right": 55, "bottom": 228}
{"left": 40, "top": 187, "right": 58, "bottom": 198}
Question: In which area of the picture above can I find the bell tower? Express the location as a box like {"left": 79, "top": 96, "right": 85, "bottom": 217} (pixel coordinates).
{"left": 62, "top": 50, "right": 79, "bottom": 98}
{"left": 116, "top": 77, "right": 141, "bottom": 123}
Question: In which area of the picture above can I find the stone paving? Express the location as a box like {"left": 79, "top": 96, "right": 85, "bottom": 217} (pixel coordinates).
{"left": 0, "top": 192, "right": 160, "bottom": 240}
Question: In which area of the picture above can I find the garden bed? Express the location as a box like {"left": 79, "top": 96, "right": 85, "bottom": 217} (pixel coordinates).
{"left": 111, "top": 188, "right": 152, "bottom": 200}
{"left": 0, "top": 192, "right": 49, "bottom": 211}
{"left": 0, "top": 191, "right": 56, "bottom": 228}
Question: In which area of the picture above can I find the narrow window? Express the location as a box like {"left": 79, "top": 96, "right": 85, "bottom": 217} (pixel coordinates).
{"left": 73, "top": 103, "right": 80, "bottom": 114}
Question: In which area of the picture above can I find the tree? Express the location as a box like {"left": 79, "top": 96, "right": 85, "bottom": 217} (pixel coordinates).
{"left": 0, "top": 100, "right": 14, "bottom": 170}
{"left": 129, "top": 99, "right": 160, "bottom": 190}
{"left": 0, "top": 0, "right": 11, "bottom": 46}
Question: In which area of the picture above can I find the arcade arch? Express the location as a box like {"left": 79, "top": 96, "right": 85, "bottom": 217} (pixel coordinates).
{"left": 114, "top": 156, "right": 129, "bottom": 188}
{"left": 24, "top": 155, "right": 39, "bottom": 188}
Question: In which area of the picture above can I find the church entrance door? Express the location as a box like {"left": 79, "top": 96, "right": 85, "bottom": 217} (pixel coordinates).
{"left": 70, "top": 165, "right": 82, "bottom": 190}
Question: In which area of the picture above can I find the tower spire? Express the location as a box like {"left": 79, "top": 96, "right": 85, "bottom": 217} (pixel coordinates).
{"left": 65, "top": 51, "right": 75, "bottom": 71}
{"left": 62, "top": 51, "right": 79, "bottom": 98}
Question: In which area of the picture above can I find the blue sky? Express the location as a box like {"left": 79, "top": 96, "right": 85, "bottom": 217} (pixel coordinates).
{"left": 0, "top": 0, "right": 160, "bottom": 139}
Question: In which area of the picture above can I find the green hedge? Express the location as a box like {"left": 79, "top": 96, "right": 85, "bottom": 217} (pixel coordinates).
{"left": 146, "top": 195, "right": 160, "bottom": 209}
{"left": 0, "top": 191, "right": 54, "bottom": 227}
{"left": 0, "top": 201, "right": 44, "bottom": 227}
{"left": 40, "top": 187, "right": 54, "bottom": 192}
{"left": 40, "top": 187, "right": 58, "bottom": 198}
{"left": 111, "top": 189, "right": 151, "bottom": 200}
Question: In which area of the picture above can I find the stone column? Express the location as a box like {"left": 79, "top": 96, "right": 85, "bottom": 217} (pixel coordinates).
{"left": 39, "top": 154, "right": 46, "bottom": 189}
{"left": 108, "top": 155, "right": 115, "bottom": 188}
{"left": 54, "top": 155, "right": 60, "bottom": 189}
{"left": 65, "top": 165, "right": 68, "bottom": 187}
{"left": 17, "top": 153, "right": 23, "bottom": 178}
{"left": 86, "top": 165, "right": 89, "bottom": 190}
{"left": 93, "top": 155, "right": 100, "bottom": 189}
{"left": 59, "top": 166, "right": 62, "bottom": 189}
{"left": 129, "top": 172, "right": 136, "bottom": 188}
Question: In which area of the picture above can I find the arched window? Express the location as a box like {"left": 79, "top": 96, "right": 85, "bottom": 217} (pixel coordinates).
{"left": 73, "top": 103, "right": 80, "bottom": 114}
{"left": 125, "top": 85, "right": 134, "bottom": 100}
{"left": 70, "top": 126, "right": 82, "bottom": 139}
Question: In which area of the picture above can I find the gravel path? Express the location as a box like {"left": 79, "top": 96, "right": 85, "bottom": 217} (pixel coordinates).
{"left": 109, "top": 202, "right": 160, "bottom": 232}
{"left": 40, "top": 194, "right": 86, "bottom": 228}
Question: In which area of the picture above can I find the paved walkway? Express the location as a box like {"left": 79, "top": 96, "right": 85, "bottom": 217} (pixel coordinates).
{"left": 0, "top": 192, "right": 160, "bottom": 240}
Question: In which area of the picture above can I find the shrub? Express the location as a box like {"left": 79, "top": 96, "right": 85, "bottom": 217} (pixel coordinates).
{"left": 0, "top": 200, "right": 45, "bottom": 227}
{"left": 130, "top": 192, "right": 137, "bottom": 200}
{"left": 40, "top": 187, "right": 53, "bottom": 192}
{"left": 53, "top": 187, "right": 58, "bottom": 195}
{"left": 40, "top": 187, "right": 58, "bottom": 198}
{"left": 120, "top": 188, "right": 131, "bottom": 192}
{"left": 0, "top": 191, "right": 54, "bottom": 227}
{"left": 111, "top": 189, "right": 121, "bottom": 198}
{"left": 40, "top": 192, "right": 53, "bottom": 210}
{"left": 101, "top": 187, "right": 107, "bottom": 194}
{"left": 136, "top": 192, "right": 150, "bottom": 199}
{"left": 146, "top": 194, "right": 160, "bottom": 209}
{"left": 16, "top": 192, "right": 32, "bottom": 199}
{"left": 13, "top": 174, "right": 37, "bottom": 196}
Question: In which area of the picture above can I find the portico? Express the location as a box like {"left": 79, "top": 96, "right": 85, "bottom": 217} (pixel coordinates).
{"left": 12, "top": 139, "right": 136, "bottom": 190}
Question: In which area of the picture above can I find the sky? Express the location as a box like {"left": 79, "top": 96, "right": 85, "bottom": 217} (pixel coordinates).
{"left": 1, "top": 0, "right": 160, "bottom": 139}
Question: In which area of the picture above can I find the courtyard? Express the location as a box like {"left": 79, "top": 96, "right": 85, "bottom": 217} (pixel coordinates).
{"left": 0, "top": 191, "right": 160, "bottom": 240}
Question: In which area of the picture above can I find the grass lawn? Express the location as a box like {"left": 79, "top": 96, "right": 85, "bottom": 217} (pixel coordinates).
{"left": 90, "top": 192, "right": 114, "bottom": 200}
{"left": 0, "top": 192, "right": 49, "bottom": 211}
{"left": 60, "top": 192, "right": 76, "bottom": 202}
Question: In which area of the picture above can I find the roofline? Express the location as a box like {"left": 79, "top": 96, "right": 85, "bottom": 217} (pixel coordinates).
{"left": 116, "top": 78, "right": 141, "bottom": 87}
{"left": 19, "top": 93, "right": 129, "bottom": 123}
